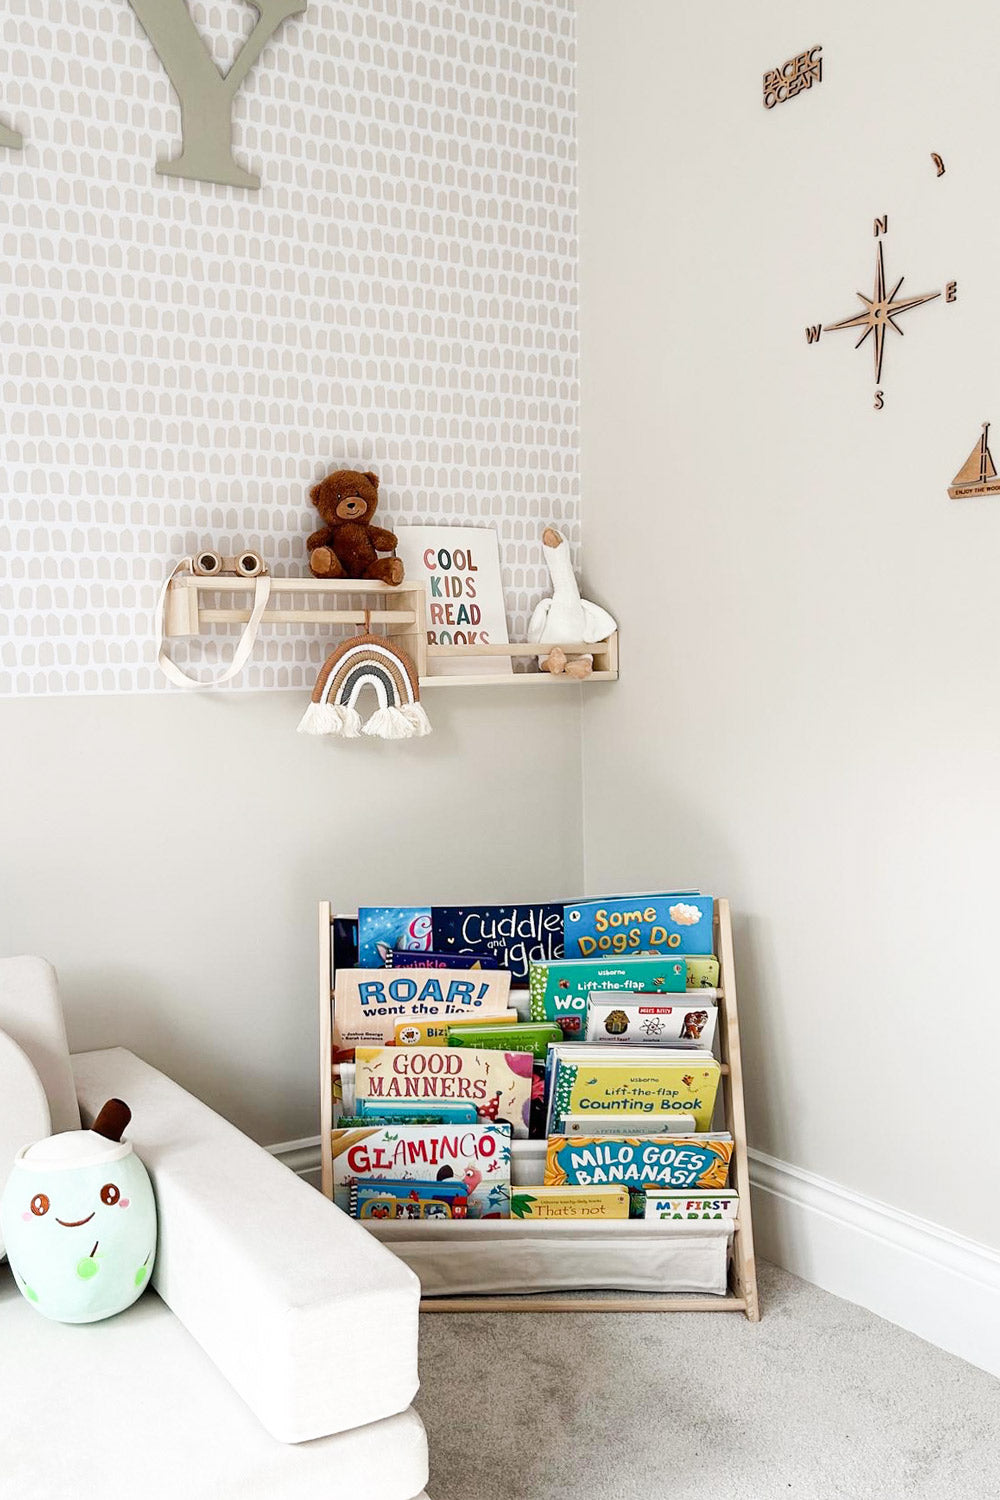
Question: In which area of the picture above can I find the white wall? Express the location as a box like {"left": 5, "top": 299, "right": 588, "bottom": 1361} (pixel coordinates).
{"left": 0, "top": 689, "right": 583, "bottom": 1145}
{"left": 577, "top": 0, "right": 1000, "bottom": 1249}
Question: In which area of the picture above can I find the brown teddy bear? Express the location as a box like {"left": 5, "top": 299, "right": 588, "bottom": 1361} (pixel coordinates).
{"left": 307, "top": 469, "right": 404, "bottom": 585}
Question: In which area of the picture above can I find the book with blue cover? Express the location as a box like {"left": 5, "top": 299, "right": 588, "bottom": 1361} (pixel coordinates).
{"left": 358, "top": 904, "right": 565, "bottom": 982}
{"left": 353, "top": 1179, "right": 471, "bottom": 1220}
{"left": 545, "top": 1134, "right": 734, "bottom": 1191}
{"left": 563, "top": 894, "right": 714, "bottom": 958}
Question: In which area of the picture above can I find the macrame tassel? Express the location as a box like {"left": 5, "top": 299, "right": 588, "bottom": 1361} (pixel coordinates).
{"left": 297, "top": 702, "right": 363, "bottom": 737}
{"left": 399, "top": 702, "right": 433, "bottom": 737}
{"left": 363, "top": 705, "right": 418, "bottom": 740}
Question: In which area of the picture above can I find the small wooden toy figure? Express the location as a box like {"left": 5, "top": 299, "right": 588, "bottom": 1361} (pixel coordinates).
{"left": 0, "top": 1099, "right": 156, "bottom": 1324}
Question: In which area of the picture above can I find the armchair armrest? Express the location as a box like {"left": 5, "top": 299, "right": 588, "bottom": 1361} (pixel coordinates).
{"left": 72, "top": 1048, "right": 420, "bottom": 1445}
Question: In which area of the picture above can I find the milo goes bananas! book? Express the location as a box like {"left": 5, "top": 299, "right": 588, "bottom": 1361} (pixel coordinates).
{"left": 545, "top": 1135, "right": 734, "bottom": 1191}
{"left": 545, "top": 1046, "right": 721, "bottom": 1133}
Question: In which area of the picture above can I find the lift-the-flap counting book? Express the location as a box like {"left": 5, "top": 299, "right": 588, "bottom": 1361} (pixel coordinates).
{"left": 545, "top": 1135, "right": 734, "bottom": 1191}
{"left": 563, "top": 894, "right": 714, "bottom": 958}
{"left": 355, "top": 1046, "right": 533, "bottom": 1137}
{"left": 330, "top": 1123, "right": 511, "bottom": 1218}
{"left": 545, "top": 1047, "right": 721, "bottom": 1133}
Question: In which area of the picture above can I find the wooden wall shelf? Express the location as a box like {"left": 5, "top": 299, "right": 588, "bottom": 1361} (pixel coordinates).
{"left": 163, "top": 573, "right": 619, "bottom": 688}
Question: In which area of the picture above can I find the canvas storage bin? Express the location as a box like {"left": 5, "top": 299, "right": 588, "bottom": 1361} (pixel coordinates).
{"left": 364, "top": 1140, "right": 733, "bottom": 1297}
{"left": 367, "top": 1217, "right": 733, "bottom": 1297}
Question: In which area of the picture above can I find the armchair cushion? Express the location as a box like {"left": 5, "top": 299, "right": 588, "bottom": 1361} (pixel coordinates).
{"left": 72, "top": 1048, "right": 421, "bottom": 1445}
{"left": 0, "top": 1266, "right": 429, "bottom": 1500}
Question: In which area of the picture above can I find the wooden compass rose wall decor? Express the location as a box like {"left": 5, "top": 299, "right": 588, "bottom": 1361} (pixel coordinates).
{"left": 806, "top": 216, "right": 957, "bottom": 409}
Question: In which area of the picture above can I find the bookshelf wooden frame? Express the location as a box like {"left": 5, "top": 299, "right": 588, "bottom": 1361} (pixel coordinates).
{"left": 164, "top": 573, "right": 618, "bottom": 688}
{"left": 318, "top": 898, "right": 759, "bottom": 1319}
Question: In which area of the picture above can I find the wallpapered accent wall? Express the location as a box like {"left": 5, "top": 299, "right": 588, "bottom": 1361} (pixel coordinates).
{"left": 0, "top": 0, "right": 579, "bottom": 695}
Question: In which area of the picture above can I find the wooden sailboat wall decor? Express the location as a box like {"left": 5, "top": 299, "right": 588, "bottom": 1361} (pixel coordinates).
{"left": 948, "top": 423, "right": 1000, "bottom": 499}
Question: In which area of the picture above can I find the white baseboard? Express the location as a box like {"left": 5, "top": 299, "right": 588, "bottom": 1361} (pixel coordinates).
{"left": 750, "top": 1148, "right": 1000, "bottom": 1379}
{"left": 268, "top": 1135, "right": 321, "bottom": 1179}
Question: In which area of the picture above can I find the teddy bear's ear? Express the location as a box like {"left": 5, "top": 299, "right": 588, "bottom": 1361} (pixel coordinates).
{"left": 364, "top": 472, "right": 379, "bottom": 488}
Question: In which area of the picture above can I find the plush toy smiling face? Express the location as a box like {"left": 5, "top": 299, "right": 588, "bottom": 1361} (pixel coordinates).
{"left": 0, "top": 1113, "right": 157, "bottom": 1324}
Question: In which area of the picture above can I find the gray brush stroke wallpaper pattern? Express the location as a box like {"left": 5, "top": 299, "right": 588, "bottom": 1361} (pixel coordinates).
{"left": 0, "top": 0, "right": 579, "bottom": 695}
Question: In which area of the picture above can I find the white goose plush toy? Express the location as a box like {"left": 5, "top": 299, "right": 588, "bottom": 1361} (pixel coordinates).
{"left": 527, "top": 527, "right": 617, "bottom": 679}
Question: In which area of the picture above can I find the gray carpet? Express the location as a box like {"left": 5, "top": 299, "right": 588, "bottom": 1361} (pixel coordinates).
{"left": 416, "top": 1263, "right": 1000, "bottom": 1499}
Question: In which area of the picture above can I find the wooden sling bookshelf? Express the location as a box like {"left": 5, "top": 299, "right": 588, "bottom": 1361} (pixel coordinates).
{"left": 319, "top": 898, "right": 760, "bottom": 1319}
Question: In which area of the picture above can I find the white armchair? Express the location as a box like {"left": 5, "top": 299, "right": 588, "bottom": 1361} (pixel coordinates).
{"left": 0, "top": 957, "right": 430, "bottom": 1500}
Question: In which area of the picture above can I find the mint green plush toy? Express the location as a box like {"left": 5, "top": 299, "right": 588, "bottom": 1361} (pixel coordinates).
{"left": 0, "top": 1099, "right": 156, "bottom": 1323}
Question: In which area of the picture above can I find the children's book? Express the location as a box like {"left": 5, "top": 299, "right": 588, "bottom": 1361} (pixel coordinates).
{"left": 447, "top": 1021, "right": 562, "bottom": 1062}
{"left": 643, "top": 1190, "right": 738, "bottom": 1221}
{"left": 545, "top": 1135, "right": 734, "bottom": 1191}
{"left": 561, "top": 1111, "right": 698, "bottom": 1136}
{"left": 331, "top": 1123, "right": 511, "bottom": 1218}
{"left": 336, "top": 1114, "right": 453, "bottom": 1128}
{"left": 529, "top": 955, "right": 687, "bottom": 1036}
{"left": 685, "top": 956, "right": 720, "bottom": 988}
{"left": 355, "top": 1100, "right": 479, "bottom": 1124}
{"left": 585, "top": 997, "right": 718, "bottom": 1049}
{"left": 358, "top": 904, "right": 565, "bottom": 982}
{"left": 353, "top": 1179, "right": 471, "bottom": 1220}
{"left": 392, "top": 524, "right": 512, "bottom": 677}
{"left": 355, "top": 1046, "right": 534, "bottom": 1137}
{"left": 545, "top": 1045, "right": 721, "bottom": 1133}
{"left": 395, "top": 1012, "right": 518, "bottom": 1047}
{"left": 509, "top": 1185, "right": 629, "bottom": 1220}
{"left": 382, "top": 949, "right": 498, "bottom": 970}
{"left": 563, "top": 894, "right": 715, "bottom": 958}
{"left": 333, "top": 967, "right": 512, "bottom": 1059}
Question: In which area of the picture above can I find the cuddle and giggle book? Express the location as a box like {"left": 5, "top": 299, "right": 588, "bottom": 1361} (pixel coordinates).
{"left": 330, "top": 1123, "right": 511, "bottom": 1218}
{"left": 334, "top": 967, "right": 512, "bottom": 1059}
{"left": 545, "top": 1045, "right": 721, "bottom": 1133}
{"left": 359, "top": 904, "right": 564, "bottom": 982}
{"left": 563, "top": 894, "right": 714, "bottom": 958}
{"left": 545, "top": 1135, "right": 734, "bottom": 1191}
{"left": 529, "top": 955, "right": 687, "bottom": 1036}
{"left": 355, "top": 1046, "right": 534, "bottom": 1137}
{"left": 585, "top": 998, "right": 718, "bottom": 1049}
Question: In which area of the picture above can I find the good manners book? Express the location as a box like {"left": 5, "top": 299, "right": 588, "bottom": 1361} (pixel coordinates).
{"left": 355, "top": 1046, "right": 533, "bottom": 1137}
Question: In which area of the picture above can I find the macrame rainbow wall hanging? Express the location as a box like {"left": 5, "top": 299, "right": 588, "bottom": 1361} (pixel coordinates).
{"left": 297, "top": 633, "right": 432, "bottom": 739}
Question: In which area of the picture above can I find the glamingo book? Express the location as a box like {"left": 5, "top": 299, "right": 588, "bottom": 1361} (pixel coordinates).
{"left": 331, "top": 1123, "right": 511, "bottom": 1218}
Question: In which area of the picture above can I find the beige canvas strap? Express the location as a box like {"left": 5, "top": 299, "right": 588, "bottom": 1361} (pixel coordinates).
{"left": 156, "top": 559, "right": 271, "bottom": 688}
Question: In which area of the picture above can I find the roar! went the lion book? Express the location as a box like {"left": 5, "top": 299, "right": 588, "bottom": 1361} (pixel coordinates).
{"left": 354, "top": 1045, "right": 533, "bottom": 1137}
